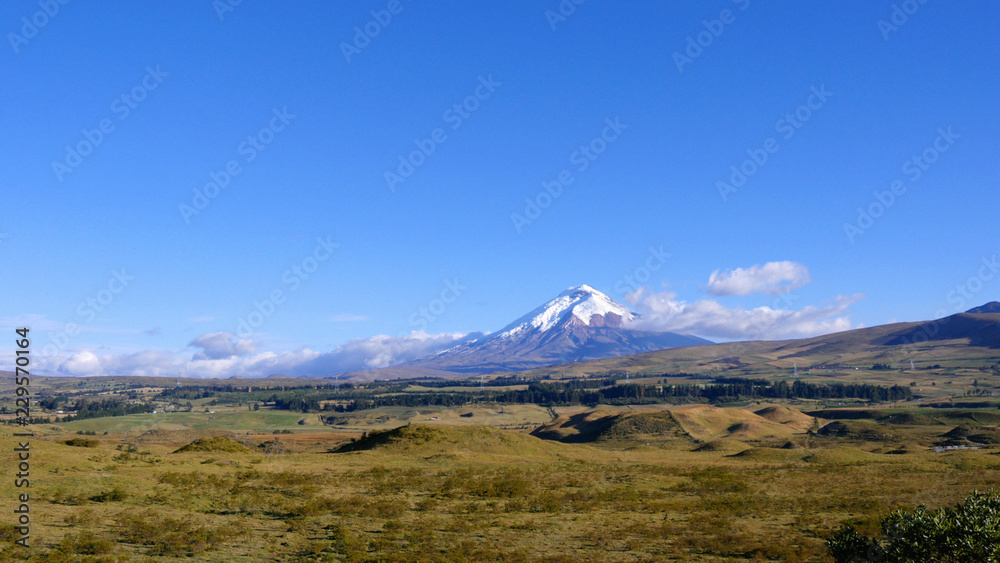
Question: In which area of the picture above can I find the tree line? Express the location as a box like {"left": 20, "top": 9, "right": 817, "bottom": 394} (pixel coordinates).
{"left": 276, "top": 378, "right": 914, "bottom": 414}
{"left": 60, "top": 398, "right": 156, "bottom": 421}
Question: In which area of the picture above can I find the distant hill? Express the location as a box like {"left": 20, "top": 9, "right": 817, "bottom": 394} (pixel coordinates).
{"left": 498, "top": 310, "right": 1000, "bottom": 381}
{"left": 530, "top": 410, "right": 689, "bottom": 443}
{"left": 878, "top": 312, "right": 1000, "bottom": 349}
{"left": 967, "top": 302, "right": 1000, "bottom": 314}
{"left": 330, "top": 424, "right": 565, "bottom": 459}
{"left": 531, "top": 405, "right": 818, "bottom": 444}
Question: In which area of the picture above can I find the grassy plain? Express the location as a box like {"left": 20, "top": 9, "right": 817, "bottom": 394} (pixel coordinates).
{"left": 4, "top": 400, "right": 1000, "bottom": 562}
{"left": 1, "top": 330, "right": 998, "bottom": 561}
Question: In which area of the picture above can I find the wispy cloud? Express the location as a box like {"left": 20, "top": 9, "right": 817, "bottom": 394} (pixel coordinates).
{"left": 189, "top": 331, "right": 257, "bottom": 360}
{"left": 707, "top": 261, "right": 811, "bottom": 296}
{"left": 0, "top": 313, "right": 68, "bottom": 332}
{"left": 627, "top": 287, "right": 863, "bottom": 340}
{"left": 296, "top": 331, "right": 479, "bottom": 373}
{"left": 31, "top": 330, "right": 478, "bottom": 379}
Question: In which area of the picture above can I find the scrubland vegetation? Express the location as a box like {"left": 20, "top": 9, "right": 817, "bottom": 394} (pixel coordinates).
{"left": 3, "top": 397, "right": 1000, "bottom": 561}
{"left": 3, "top": 361, "right": 999, "bottom": 560}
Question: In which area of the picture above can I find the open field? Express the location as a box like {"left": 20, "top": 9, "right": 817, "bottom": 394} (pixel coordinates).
{"left": 4, "top": 399, "right": 1000, "bottom": 561}
{"left": 3, "top": 351, "right": 998, "bottom": 560}
{"left": 57, "top": 409, "right": 324, "bottom": 434}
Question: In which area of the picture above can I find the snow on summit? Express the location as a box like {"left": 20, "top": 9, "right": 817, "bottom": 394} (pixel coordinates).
{"left": 396, "top": 284, "right": 711, "bottom": 374}
{"left": 495, "top": 285, "right": 637, "bottom": 338}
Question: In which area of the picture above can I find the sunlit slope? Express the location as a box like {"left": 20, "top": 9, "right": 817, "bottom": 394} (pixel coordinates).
{"left": 510, "top": 313, "right": 1000, "bottom": 380}
{"left": 531, "top": 404, "right": 820, "bottom": 444}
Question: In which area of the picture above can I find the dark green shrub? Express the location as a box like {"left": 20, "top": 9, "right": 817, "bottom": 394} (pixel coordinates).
{"left": 56, "top": 533, "right": 117, "bottom": 555}
{"left": 63, "top": 438, "right": 100, "bottom": 448}
{"left": 114, "top": 512, "right": 238, "bottom": 556}
{"left": 828, "top": 489, "right": 1000, "bottom": 562}
{"left": 90, "top": 487, "right": 128, "bottom": 503}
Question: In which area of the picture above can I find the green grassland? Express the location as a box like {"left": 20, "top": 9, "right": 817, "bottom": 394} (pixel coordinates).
{"left": 4, "top": 399, "right": 1000, "bottom": 561}
{"left": 56, "top": 409, "right": 323, "bottom": 434}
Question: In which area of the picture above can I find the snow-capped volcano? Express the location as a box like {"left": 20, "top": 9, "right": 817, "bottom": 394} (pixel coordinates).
{"left": 398, "top": 285, "right": 710, "bottom": 375}
{"left": 495, "top": 285, "right": 637, "bottom": 338}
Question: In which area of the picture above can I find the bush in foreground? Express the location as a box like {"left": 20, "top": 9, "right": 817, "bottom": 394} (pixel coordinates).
{"left": 828, "top": 489, "right": 1000, "bottom": 562}
{"left": 62, "top": 438, "right": 100, "bottom": 448}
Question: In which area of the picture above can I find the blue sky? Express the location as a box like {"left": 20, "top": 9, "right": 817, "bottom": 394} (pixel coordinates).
{"left": 2, "top": 0, "right": 998, "bottom": 377}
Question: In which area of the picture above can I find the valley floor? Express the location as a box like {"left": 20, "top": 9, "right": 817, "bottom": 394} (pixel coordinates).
{"left": 3, "top": 404, "right": 1000, "bottom": 561}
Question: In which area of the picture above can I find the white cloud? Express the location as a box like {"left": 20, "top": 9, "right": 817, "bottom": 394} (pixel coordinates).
{"left": 189, "top": 332, "right": 257, "bottom": 360}
{"left": 31, "top": 330, "right": 478, "bottom": 379}
{"left": 296, "top": 331, "right": 479, "bottom": 374}
{"left": 707, "top": 261, "right": 811, "bottom": 296}
{"left": 626, "top": 287, "right": 863, "bottom": 340}
{"left": 59, "top": 351, "right": 102, "bottom": 375}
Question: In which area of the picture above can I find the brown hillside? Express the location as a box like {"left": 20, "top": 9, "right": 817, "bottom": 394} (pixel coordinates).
{"left": 754, "top": 406, "right": 818, "bottom": 432}
{"left": 531, "top": 410, "right": 688, "bottom": 444}
{"left": 671, "top": 405, "right": 810, "bottom": 442}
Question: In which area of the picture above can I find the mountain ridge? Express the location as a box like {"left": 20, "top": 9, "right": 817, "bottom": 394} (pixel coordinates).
{"left": 323, "top": 285, "right": 707, "bottom": 379}
{"left": 500, "top": 308, "right": 1000, "bottom": 381}
{"left": 333, "top": 302, "right": 1000, "bottom": 381}
{"left": 398, "top": 285, "right": 709, "bottom": 375}
{"left": 967, "top": 302, "right": 1000, "bottom": 314}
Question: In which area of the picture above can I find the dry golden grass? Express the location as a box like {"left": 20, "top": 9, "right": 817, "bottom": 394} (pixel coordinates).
{"left": 3, "top": 405, "right": 1000, "bottom": 561}
{"left": 671, "top": 404, "right": 806, "bottom": 442}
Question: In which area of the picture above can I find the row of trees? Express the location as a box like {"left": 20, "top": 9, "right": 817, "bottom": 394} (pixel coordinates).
{"left": 61, "top": 398, "right": 156, "bottom": 421}
{"left": 295, "top": 379, "right": 912, "bottom": 414}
